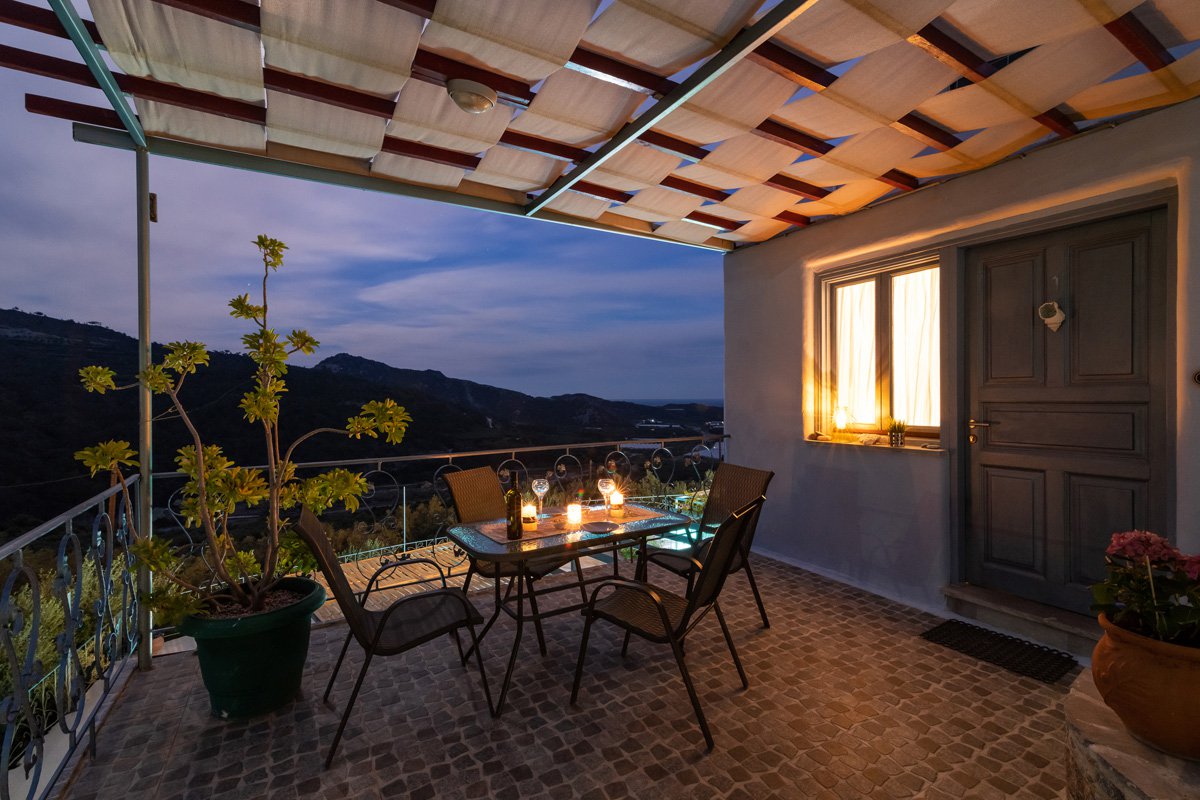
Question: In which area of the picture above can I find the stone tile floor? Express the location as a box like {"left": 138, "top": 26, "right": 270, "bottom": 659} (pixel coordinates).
{"left": 63, "top": 558, "right": 1077, "bottom": 799}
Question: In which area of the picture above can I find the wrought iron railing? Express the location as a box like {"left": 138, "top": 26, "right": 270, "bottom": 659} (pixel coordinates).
{"left": 153, "top": 435, "right": 726, "bottom": 599}
{"left": 0, "top": 476, "right": 140, "bottom": 800}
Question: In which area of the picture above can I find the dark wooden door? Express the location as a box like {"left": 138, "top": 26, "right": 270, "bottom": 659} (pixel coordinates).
{"left": 966, "top": 209, "right": 1169, "bottom": 614}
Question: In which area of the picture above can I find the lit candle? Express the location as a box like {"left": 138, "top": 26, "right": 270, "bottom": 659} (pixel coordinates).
{"left": 521, "top": 504, "right": 538, "bottom": 532}
{"left": 566, "top": 503, "right": 583, "bottom": 527}
{"left": 609, "top": 491, "right": 624, "bottom": 517}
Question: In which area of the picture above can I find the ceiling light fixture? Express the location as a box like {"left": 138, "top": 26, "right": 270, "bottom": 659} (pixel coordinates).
{"left": 446, "top": 78, "right": 498, "bottom": 114}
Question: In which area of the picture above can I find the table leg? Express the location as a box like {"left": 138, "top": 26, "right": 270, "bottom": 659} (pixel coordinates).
{"left": 494, "top": 561, "right": 525, "bottom": 716}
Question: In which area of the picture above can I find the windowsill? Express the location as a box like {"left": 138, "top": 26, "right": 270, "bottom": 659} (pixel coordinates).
{"left": 805, "top": 434, "right": 946, "bottom": 454}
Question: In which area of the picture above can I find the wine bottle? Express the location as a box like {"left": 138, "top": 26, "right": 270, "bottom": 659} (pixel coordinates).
{"left": 505, "top": 474, "right": 522, "bottom": 540}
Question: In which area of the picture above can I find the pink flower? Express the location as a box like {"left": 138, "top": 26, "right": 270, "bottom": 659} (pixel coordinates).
{"left": 1106, "top": 530, "right": 1182, "bottom": 564}
{"left": 1182, "top": 555, "right": 1200, "bottom": 582}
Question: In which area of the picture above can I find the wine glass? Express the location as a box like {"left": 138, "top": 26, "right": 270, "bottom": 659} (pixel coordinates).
{"left": 531, "top": 478, "right": 549, "bottom": 517}
{"left": 597, "top": 478, "right": 616, "bottom": 516}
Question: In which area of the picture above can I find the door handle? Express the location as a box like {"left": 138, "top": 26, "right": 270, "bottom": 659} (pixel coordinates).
{"left": 967, "top": 419, "right": 994, "bottom": 428}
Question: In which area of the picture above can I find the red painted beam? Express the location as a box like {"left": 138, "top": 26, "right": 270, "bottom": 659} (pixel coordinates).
{"left": 1033, "top": 108, "right": 1078, "bottom": 138}
{"left": 409, "top": 49, "right": 535, "bottom": 107}
{"left": 380, "top": 137, "right": 480, "bottom": 169}
{"left": 894, "top": 112, "right": 960, "bottom": 151}
{"left": 636, "top": 129, "right": 709, "bottom": 161}
{"left": 0, "top": 0, "right": 101, "bottom": 43}
{"left": 264, "top": 67, "right": 396, "bottom": 118}
{"left": 774, "top": 209, "right": 811, "bottom": 227}
{"left": 573, "top": 180, "right": 632, "bottom": 203}
{"left": 121, "top": 72, "right": 265, "bottom": 123}
{"left": 1105, "top": 12, "right": 1175, "bottom": 72}
{"left": 375, "top": 0, "right": 437, "bottom": 18}
{"left": 499, "top": 130, "right": 587, "bottom": 162}
{"left": 907, "top": 23, "right": 996, "bottom": 83}
{"left": 748, "top": 40, "right": 836, "bottom": 90}
{"left": 568, "top": 45, "right": 676, "bottom": 95}
{"left": 763, "top": 173, "right": 829, "bottom": 200}
{"left": 0, "top": 42, "right": 93, "bottom": 86}
{"left": 26, "top": 93, "right": 123, "bottom": 129}
{"left": 753, "top": 119, "right": 832, "bottom": 157}
{"left": 878, "top": 169, "right": 919, "bottom": 192}
{"left": 660, "top": 174, "right": 729, "bottom": 203}
{"left": 685, "top": 210, "right": 741, "bottom": 231}
{"left": 152, "top": 0, "right": 258, "bottom": 31}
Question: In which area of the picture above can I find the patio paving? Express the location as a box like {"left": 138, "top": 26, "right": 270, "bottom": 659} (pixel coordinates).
{"left": 62, "top": 557, "right": 1077, "bottom": 800}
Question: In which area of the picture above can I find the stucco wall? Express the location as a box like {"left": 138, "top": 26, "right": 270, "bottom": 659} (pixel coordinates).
{"left": 725, "top": 97, "right": 1200, "bottom": 613}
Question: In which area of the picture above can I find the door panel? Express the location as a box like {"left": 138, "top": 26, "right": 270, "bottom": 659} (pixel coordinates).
{"left": 967, "top": 209, "right": 1169, "bottom": 613}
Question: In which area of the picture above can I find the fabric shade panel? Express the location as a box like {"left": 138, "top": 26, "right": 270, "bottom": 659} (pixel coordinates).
{"left": 88, "top": 0, "right": 264, "bottom": 102}
{"left": 1066, "top": 48, "right": 1200, "bottom": 120}
{"left": 390, "top": 79, "right": 513, "bottom": 154}
{"left": 890, "top": 267, "right": 940, "bottom": 428}
{"left": 609, "top": 185, "right": 706, "bottom": 223}
{"left": 784, "top": 127, "right": 926, "bottom": 186}
{"left": 588, "top": 143, "right": 683, "bottom": 191}
{"left": 371, "top": 153, "right": 466, "bottom": 190}
{"left": 898, "top": 119, "right": 1045, "bottom": 178}
{"left": 652, "top": 60, "right": 799, "bottom": 144}
{"left": 543, "top": 190, "right": 612, "bottom": 220}
{"left": 940, "top": 0, "right": 1143, "bottom": 58}
{"left": 774, "top": 0, "right": 954, "bottom": 65}
{"left": 653, "top": 219, "right": 722, "bottom": 244}
{"left": 508, "top": 69, "right": 643, "bottom": 146}
{"left": 791, "top": 180, "right": 893, "bottom": 216}
{"left": 579, "top": 0, "right": 761, "bottom": 76}
{"left": 773, "top": 91, "right": 879, "bottom": 139}
{"left": 717, "top": 217, "right": 791, "bottom": 242}
{"left": 265, "top": 91, "right": 386, "bottom": 159}
{"left": 422, "top": 0, "right": 598, "bottom": 82}
{"left": 1153, "top": 0, "right": 1200, "bottom": 41}
{"left": 260, "top": 0, "right": 422, "bottom": 98}
{"left": 135, "top": 98, "right": 265, "bottom": 152}
{"left": 722, "top": 184, "right": 804, "bottom": 218}
{"left": 834, "top": 279, "right": 877, "bottom": 428}
{"left": 471, "top": 146, "right": 567, "bottom": 191}
{"left": 674, "top": 133, "right": 801, "bottom": 189}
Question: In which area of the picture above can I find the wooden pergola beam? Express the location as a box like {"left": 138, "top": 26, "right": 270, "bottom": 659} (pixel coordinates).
{"left": 762, "top": 173, "right": 829, "bottom": 201}
{"left": 660, "top": 175, "right": 729, "bottom": 203}
{"left": 747, "top": 40, "right": 837, "bottom": 91}
{"left": 1104, "top": 11, "right": 1175, "bottom": 72}
{"left": 0, "top": 0, "right": 100, "bottom": 41}
{"left": 379, "top": 137, "right": 480, "bottom": 170}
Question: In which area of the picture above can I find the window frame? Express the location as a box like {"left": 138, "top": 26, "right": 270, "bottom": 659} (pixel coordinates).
{"left": 817, "top": 254, "right": 941, "bottom": 438}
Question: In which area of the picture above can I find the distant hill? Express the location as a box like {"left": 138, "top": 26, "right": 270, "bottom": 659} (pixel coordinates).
{"left": 0, "top": 309, "right": 721, "bottom": 536}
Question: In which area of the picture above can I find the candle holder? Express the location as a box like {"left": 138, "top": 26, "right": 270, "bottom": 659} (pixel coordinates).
{"left": 609, "top": 491, "right": 625, "bottom": 517}
{"left": 521, "top": 504, "right": 538, "bottom": 532}
{"left": 566, "top": 503, "right": 583, "bottom": 529}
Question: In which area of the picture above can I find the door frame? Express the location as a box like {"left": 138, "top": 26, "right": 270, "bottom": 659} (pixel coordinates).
{"left": 945, "top": 188, "right": 1178, "bottom": 591}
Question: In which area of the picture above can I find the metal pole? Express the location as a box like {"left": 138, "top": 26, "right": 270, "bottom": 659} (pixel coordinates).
{"left": 135, "top": 147, "right": 153, "bottom": 671}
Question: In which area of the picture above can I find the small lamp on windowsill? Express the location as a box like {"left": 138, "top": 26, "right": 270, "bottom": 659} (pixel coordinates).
{"left": 833, "top": 406, "right": 851, "bottom": 442}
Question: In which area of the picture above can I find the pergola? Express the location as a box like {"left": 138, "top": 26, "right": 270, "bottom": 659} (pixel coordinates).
{"left": 2, "top": 0, "right": 1198, "bottom": 662}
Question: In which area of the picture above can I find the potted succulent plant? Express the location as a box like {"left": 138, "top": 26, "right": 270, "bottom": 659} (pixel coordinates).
{"left": 1090, "top": 530, "right": 1200, "bottom": 759}
{"left": 75, "top": 236, "right": 412, "bottom": 718}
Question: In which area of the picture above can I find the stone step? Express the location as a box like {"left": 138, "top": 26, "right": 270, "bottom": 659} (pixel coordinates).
{"left": 943, "top": 582, "right": 1101, "bottom": 661}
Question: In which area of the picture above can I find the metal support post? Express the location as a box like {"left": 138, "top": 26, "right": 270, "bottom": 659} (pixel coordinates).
{"left": 136, "top": 147, "right": 153, "bottom": 670}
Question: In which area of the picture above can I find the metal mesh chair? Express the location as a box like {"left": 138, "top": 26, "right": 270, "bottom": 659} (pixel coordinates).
{"left": 638, "top": 462, "right": 775, "bottom": 627}
{"left": 295, "top": 509, "right": 493, "bottom": 768}
{"left": 571, "top": 497, "right": 765, "bottom": 751}
{"left": 443, "top": 466, "right": 586, "bottom": 656}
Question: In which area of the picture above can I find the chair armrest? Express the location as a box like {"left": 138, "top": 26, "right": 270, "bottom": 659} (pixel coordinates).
{"left": 359, "top": 556, "right": 448, "bottom": 603}
{"left": 584, "top": 578, "right": 675, "bottom": 639}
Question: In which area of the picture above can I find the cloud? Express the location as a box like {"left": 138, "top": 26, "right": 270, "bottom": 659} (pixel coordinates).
{"left": 0, "top": 25, "right": 726, "bottom": 399}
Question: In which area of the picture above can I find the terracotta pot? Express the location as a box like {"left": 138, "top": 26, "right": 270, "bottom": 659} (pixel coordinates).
{"left": 1092, "top": 613, "right": 1200, "bottom": 760}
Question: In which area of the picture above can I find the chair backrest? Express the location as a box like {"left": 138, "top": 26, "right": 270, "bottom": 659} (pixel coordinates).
{"left": 699, "top": 463, "right": 775, "bottom": 534}
{"left": 686, "top": 497, "right": 765, "bottom": 617}
{"left": 444, "top": 466, "right": 506, "bottom": 524}
{"left": 296, "top": 508, "right": 372, "bottom": 646}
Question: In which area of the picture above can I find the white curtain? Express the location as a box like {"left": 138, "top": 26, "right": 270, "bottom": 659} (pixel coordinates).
{"left": 836, "top": 281, "right": 877, "bottom": 427}
{"left": 891, "top": 268, "right": 940, "bottom": 427}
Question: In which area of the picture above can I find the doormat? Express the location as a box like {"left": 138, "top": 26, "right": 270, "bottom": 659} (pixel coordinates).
{"left": 920, "top": 620, "right": 1077, "bottom": 684}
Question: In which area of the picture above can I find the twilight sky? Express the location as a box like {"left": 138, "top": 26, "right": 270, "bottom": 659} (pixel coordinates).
{"left": 0, "top": 19, "right": 725, "bottom": 401}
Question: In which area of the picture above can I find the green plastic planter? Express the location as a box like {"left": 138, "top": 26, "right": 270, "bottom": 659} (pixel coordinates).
{"left": 179, "top": 576, "right": 326, "bottom": 719}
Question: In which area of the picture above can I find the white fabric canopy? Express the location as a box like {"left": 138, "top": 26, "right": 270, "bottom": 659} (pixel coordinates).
{"left": 135, "top": 98, "right": 265, "bottom": 152}
{"left": 472, "top": 146, "right": 567, "bottom": 191}
{"left": 610, "top": 185, "right": 706, "bottom": 223}
{"left": 653, "top": 60, "right": 798, "bottom": 144}
{"left": 775, "top": 0, "right": 954, "bottom": 65}
{"left": 509, "top": 69, "right": 643, "bottom": 146}
{"left": 265, "top": 91, "right": 386, "bottom": 159}
{"left": 941, "top": 0, "right": 1142, "bottom": 58}
{"left": 390, "top": 79, "right": 513, "bottom": 154}
{"left": 590, "top": 143, "right": 683, "bottom": 191}
{"left": 371, "top": 153, "right": 466, "bottom": 190}
{"left": 674, "top": 133, "right": 801, "bottom": 189}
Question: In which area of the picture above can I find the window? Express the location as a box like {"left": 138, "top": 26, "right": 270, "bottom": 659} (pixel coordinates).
{"left": 820, "top": 260, "right": 940, "bottom": 435}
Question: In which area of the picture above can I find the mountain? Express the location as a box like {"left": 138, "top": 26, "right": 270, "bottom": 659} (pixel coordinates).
{"left": 0, "top": 309, "right": 721, "bottom": 536}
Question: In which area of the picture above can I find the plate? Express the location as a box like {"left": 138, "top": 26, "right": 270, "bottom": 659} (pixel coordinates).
{"left": 581, "top": 521, "right": 619, "bottom": 533}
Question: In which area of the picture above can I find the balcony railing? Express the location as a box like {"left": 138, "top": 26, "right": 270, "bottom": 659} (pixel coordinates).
{"left": 1, "top": 476, "right": 140, "bottom": 800}
{"left": 1, "top": 435, "right": 723, "bottom": 799}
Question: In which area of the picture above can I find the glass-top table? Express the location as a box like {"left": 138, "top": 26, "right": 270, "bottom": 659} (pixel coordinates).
{"left": 446, "top": 503, "right": 691, "bottom": 714}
